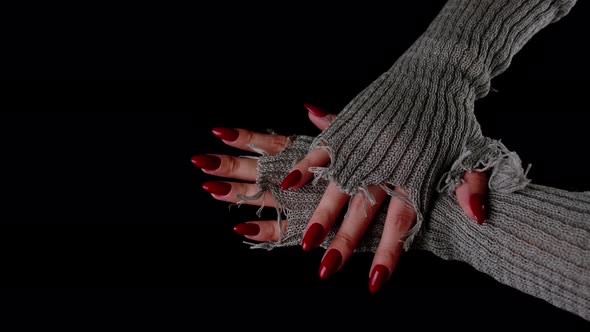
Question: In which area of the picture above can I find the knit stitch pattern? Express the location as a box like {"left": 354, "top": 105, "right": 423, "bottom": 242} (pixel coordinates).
{"left": 249, "top": 135, "right": 590, "bottom": 321}
{"left": 309, "top": 0, "right": 578, "bottom": 248}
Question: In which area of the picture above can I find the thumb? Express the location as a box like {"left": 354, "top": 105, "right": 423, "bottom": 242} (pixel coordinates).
{"left": 304, "top": 104, "right": 336, "bottom": 131}
{"left": 455, "top": 170, "right": 488, "bottom": 225}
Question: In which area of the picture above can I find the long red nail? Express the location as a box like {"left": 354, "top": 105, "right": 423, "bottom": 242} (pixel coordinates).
{"left": 319, "top": 249, "right": 342, "bottom": 280}
{"left": 191, "top": 155, "right": 221, "bottom": 170}
{"left": 280, "top": 170, "right": 302, "bottom": 190}
{"left": 302, "top": 223, "right": 325, "bottom": 251}
{"left": 212, "top": 127, "right": 239, "bottom": 142}
{"left": 202, "top": 181, "right": 231, "bottom": 195}
{"left": 470, "top": 193, "right": 486, "bottom": 225}
{"left": 369, "top": 265, "right": 390, "bottom": 294}
{"left": 233, "top": 223, "right": 260, "bottom": 236}
{"left": 304, "top": 103, "right": 329, "bottom": 117}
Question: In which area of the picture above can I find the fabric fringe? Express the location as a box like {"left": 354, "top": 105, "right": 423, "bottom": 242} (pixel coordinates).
{"left": 437, "top": 139, "right": 531, "bottom": 195}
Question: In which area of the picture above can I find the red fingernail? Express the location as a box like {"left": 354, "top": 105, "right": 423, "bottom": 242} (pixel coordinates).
{"left": 319, "top": 249, "right": 342, "bottom": 280}
{"left": 202, "top": 181, "right": 231, "bottom": 195}
{"left": 304, "top": 103, "right": 329, "bottom": 117}
{"left": 369, "top": 265, "right": 390, "bottom": 294}
{"left": 470, "top": 193, "right": 486, "bottom": 225}
{"left": 212, "top": 127, "right": 239, "bottom": 142}
{"left": 302, "top": 223, "right": 325, "bottom": 251}
{"left": 233, "top": 223, "right": 260, "bottom": 236}
{"left": 191, "top": 155, "right": 221, "bottom": 170}
{"left": 280, "top": 170, "right": 302, "bottom": 190}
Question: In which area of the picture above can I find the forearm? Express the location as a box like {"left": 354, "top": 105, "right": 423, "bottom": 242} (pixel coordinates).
{"left": 395, "top": 0, "right": 577, "bottom": 98}
{"left": 414, "top": 185, "right": 590, "bottom": 320}
{"left": 253, "top": 135, "right": 590, "bottom": 320}
{"left": 312, "top": 0, "right": 578, "bottom": 249}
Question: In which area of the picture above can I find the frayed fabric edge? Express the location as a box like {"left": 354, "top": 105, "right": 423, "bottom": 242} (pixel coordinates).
{"left": 234, "top": 134, "right": 306, "bottom": 251}
{"left": 307, "top": 137, "right": 426, "bottom": 250}
{"left": 306, "top": 137, "right": 531, "bottom": 250}
{"left": 380, "top": 183, "right": 424, "bottom": 251}
{"left": 236, "top": 185, "right": 291, "bottom": 251}
{"left": 234, "top": 138, "right": 289, "bottom": 251}
{"left": 436, "top": 139, "right": 531, "bottom": 195}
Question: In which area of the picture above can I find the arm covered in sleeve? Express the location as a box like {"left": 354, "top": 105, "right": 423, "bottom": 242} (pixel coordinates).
{"left": 250, "top": 135, "right": 590, "bottom": 321}
{"left": 311, "top": 0, "right": 578, "bottom": 248}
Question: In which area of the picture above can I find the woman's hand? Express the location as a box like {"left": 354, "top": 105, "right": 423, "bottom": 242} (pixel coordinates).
{"left": 192, "top": 105, "right": 488, "bottom": 293}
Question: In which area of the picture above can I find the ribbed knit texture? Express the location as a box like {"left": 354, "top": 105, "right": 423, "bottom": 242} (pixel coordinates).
{"left": 310, "top": 0, "right": 578, "bottom": 248}
{"left": 248, "top": 135, "right": 590, "bottom": 321}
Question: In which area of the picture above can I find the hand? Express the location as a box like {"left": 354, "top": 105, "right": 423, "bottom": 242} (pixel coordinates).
{"left": 193, "top": 105, "right": 488, "bottom": 293}
{"left": 297, "top": 105, "right": 488, "bottom": 292}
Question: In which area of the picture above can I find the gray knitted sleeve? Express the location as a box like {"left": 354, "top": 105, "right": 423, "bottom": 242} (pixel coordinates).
{"left": 310, "top": 0, "right": 577, "bottom": 248}
{"left": 246, "top": 136, "right": 590, "bottom": 321}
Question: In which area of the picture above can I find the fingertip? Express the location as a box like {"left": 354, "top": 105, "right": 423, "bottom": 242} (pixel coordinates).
{"left": 202, "top": 181, "right": 231, "bottom": 196}
{"left": 318, "top": 249, "right": 342, "bottom": 280}
{"left": 470, "top": 193, "right": 486, "bottom": 225}
{"left": 304, "top": 103, "right": 329, "bottom": 117}
{"left": 369, "top": 264, "right": 390, "bottom": 294}
{"left": 212, "top": 127, "right": 239, "bottom": 142}
{"left": 280, "top": 169, "right": 302, "bottom": 190}
{"left": 305, "top": 104, "right": 336, "bottom": 131}
{"left": 301, "top": 223, "right": 325, "bottom": 252}
{"left": 233, "top": 223, "right": 260, "bottom": 236}
{"left": 456, "top": 171, "right": 489, "bottom": 225}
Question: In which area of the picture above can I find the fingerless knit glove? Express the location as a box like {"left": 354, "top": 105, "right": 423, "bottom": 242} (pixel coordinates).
{"left": 247, "top": 135, "right": 590, "bottom": 321}
{"left": 310, "top": 0, "right": 577, "bottom": 247}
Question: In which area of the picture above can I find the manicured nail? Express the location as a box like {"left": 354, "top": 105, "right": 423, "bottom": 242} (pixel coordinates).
{"left": 233, "top": 223, "right": 260, "bottom": 236}
{"left": 470, "top": 193, "right": 486, "bottom": 225}
{"left": 304, "top": 103, "right": 329, "bottom": 117}
{"left": 319, "top": 249, "right": 342, "bottom": 280}
{"left": 302, "top": 223, "right": 325, "bottom": 251}
{"left": 212, "top": 127, "right": 239, "bottom": 142}
{"left": 202, "top": 181, "right": 231, "bottom": 195}
{"left": 280, "top": 170, "right": 302, "bottom": 190}
{"left": 369, "top": 265, "right": 390, "bottom": 294}
{"left": 191, "top": 155, "right": 221, "bottom": 170}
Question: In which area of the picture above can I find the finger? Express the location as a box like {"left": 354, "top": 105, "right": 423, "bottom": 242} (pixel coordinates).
{"left": 318, "top": 185, "right": 387, "bottom": 280}
{"left": 280, "top": 148, "right": 330, "bottom": 190}
{"left": 369, "top": 187, "right": 417, "bottom": 293}
{"left": 233, "top": 220, "right": 288, "bottom": 242}
{"left": 304, "top": 104, "right": 337, "bottom": 131}
{"left": 455, "top": 170, "right": 488, "bottom": 225}
{"left": 202, "top": 181, "right": 276, "bottom": 208}
{"left": 191, "top": 154, "right": 257, "bottom": 182}
{"left": 212, "top": 127, "right": 289, "bottom": 155}
{"left": 301, "top": 182, "right": 349, "bottom": 251}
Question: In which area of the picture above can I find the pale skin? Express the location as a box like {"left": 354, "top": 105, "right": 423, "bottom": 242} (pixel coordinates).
{"left": 196, "top": 108, "right": 488, "bottom": 292}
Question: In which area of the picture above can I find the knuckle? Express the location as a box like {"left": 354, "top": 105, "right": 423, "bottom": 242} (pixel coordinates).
{"left": 271, "top": 135, "right": 287, "bottom": 150}
{"left": 334, "top": 232, "right": 356, "bottom": 251}
{"left": 464, "top": 170, "right": 488, "bottom": 188}
{"left": 312, "top": 208, "right": 333, "bottom": 223}
{"left": 298, "top": 157, "right": 311, "bottom": 170}
{"left": 245, "top": 131, "right": 255, "bottom": 145}
{"left": 348, "top": 196, "right": 366, "bottom": 213}
{"left": 390, "top": 209, "right": 416, "bottom": 230}
{"left": 258, "top": 223, "right": 271, "bottom": 239}
{"left": 228, "top": 157, "right": 240, "bottom": 175}
{"left": 217, "top": 156, "right": 240, "bottom": 176}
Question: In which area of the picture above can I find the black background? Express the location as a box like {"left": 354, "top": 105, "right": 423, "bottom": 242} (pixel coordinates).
{"left": 1, "top": 1, "right": 589, "bottom": 330}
